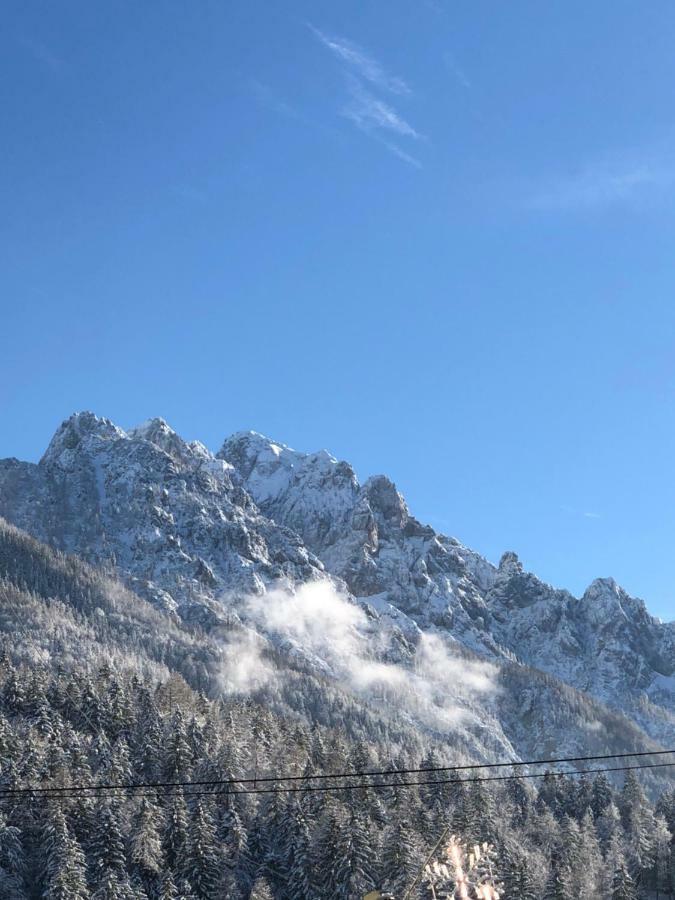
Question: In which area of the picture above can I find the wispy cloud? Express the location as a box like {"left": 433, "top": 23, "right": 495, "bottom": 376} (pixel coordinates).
{"left": 309, "top": 26, "right": 410, "bottom": 96}
{"left": 310, "top": 24, "right": 423, "bottom": 167}
{"left": 561, "top": 504, "right": 602, "bottom": 520}
{"left": 529, "top": 150, "right": 675, "bottom": 212}
{"left": 249, "top": 79, "right": 306, "bottom": 123}
{"left": 343, "top": 78, "right": 420, "bottom": 139}
{"left": 381, "top": 141, "right": 423, "bottom": 169}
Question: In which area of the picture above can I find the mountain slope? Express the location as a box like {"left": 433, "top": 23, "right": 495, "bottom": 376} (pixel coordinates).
{"left": 219, "top": 431, "right": 674, "bottom": 744}
{"left": 0, "top": 413, "right": 672, "bottom": 758}
{"left": 0, "top": 516, "right": 667, "bottom": 782}
{"left": 0, "top": 414, "right": 325, "bottom": 627}
{"left": 0, "top": 521, "right": 670, "bottom": 898}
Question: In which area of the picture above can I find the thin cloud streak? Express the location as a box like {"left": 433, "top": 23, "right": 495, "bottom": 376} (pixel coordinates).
{"left": 342, "top": 79, "right": 420, "bottom": 140}
{"left": 529, "top": 153, "right": 675, "bottom": 212}
{"left": 310, "top": 25, "right": 423, "bottom": 168}
{"left": 381, "top": 139, "right": 423, "bottom": 169}
{"left": 249, "top": 79, "right": 306, "bottom": 123}
{"left": 561, "top": 505, "right": 602, "bottom": 521}
{"left": 309, "top": 25, "right": 411, "bottom": 96}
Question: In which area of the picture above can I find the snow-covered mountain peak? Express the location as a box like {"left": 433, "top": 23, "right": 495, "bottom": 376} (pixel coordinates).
{"left": 128, "top": 415, "right": 173, "bottom": 441}
{"left": 581, "top": 577, "right": 650, "bottom": 626}
{"left": 127, "top": 416, "right": 211, "bottom": 468}
{"left": 498, "top": 550, "right": 524, "bottom": 576}
{"left": 216, "top": 427, "right": 674, "bottom": 742}
{"left": 1, "top": 413, "right": 673, "bottom": 749}
{"left": 219, "top": 431, "right": 299, "bottom": 488}
{"left": 219, "top": 431, "right": 358, "bottom": 509}
{"left": 362, "top": 474, "right": 409, "bottom": 528}
{"left": 0, "top": 415, "right": 328, "bottom": 625}
{"left": 40, "top": 411, "right": 127, "bottom": 468}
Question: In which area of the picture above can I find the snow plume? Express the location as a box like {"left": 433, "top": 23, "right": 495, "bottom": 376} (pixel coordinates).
{"left": 219, "top": 581, "right": 496, "bottom": 731}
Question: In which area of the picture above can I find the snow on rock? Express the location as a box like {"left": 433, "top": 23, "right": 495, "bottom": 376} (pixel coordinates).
{"left": 0, "top": 413, "right": 672, "bottom": 752}
{"left": 219, "top": 429, "right": 674, "bottom": 744}
{"left": 0, "top": 413, "right": 326, "bottom": 629}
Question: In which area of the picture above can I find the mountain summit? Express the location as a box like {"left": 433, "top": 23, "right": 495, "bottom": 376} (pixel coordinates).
{"left": 0, "top": 413, "right": 672, "bottom": 753}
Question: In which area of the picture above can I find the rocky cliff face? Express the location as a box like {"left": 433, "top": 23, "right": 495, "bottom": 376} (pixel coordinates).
{"left": 0, "top": 414, "right": 325, "bottom": 626}
{"left": 219, "top": 430, "right": 675, "bottom": 743}
{"left": 0, "top": 413, "right": 673, "bottom": 750}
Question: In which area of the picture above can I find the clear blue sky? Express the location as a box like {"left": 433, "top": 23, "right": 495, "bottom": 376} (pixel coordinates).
{"left": 2, "top": 1, "right": 675, "bottom": 620}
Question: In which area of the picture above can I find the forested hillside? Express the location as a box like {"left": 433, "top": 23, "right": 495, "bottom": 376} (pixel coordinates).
{"left": 0, "top": 656, "right": 672, "bottom": 899}
{"left": 0, "top": 518, "right": 672, "bottom": 898}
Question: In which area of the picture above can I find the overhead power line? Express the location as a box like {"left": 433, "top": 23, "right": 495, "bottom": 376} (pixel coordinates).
{"left": 91, "top": 760, "right": 672, "bottom": 804}
{"left": 0, "top": 747, "right": 671, "bottom": 799}
{"left": 0, "top": 756, "right": 672, "bottom": 804}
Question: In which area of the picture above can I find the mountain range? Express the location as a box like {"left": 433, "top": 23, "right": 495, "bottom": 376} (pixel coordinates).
{"left": 0, "top": 411, "right": 672, "bottom": 767}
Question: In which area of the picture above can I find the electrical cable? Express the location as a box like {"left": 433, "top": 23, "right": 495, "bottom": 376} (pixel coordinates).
{"left": 0, "top": 759, "right": 672, "bottom": 803}
{"left": 0, "top": 747, "right": 671, "bottom": 798}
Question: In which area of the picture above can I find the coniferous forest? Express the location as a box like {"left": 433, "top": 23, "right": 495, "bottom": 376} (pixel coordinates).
{"left": 0, "top": 519, "right": 672, "bottom": 898}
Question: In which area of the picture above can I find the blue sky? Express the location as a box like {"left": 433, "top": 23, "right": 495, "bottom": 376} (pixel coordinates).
{"left": 2, "top": 1, "right": 675, "bottom": 620}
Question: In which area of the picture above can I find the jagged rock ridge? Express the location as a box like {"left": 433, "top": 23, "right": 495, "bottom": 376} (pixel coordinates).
{"left": 218, "top": 430, "right": 674, "bottom": 743}
{"left": 0, "top": 413, "right": 672, "bottom": 751}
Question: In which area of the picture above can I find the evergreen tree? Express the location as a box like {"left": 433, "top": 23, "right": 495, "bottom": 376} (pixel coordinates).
{"left": 164, "top": 711, "right": 192, "bottom": 782}
{"left": 515, "top": 856, "right": 537, "bottom": 900}
{"left": 162, "top": 792, "right": 191, "bottom": 884}
{"left": 652, "top": 814, "right": 672, "bottom": 899}
{"left": 283, "top": 800, "right": 315, "bottom": 900}
{"left": 41, "top": 805, "right": 89, "bottom": 900}
{"left": 158, "top": 871, "right": 178, "bottom": 900}
{"left": 611, "top": 857, "right": 637, "bottom": 900}
{"left": 313, "top": 809, "right": 343, "bottom": 898}
{"left": 330, "top": 811, "right": 376, "bottom": 900}
{"left": 129, "top": 797, "right": 164, "bottom": 893}
{"left": 186, "top": 798, "right": 221, "bottom": 899}
{"left": 591, "top": 772, "right": 613, "bottom": 817}
{"left": 596, "top": 800, "right": 622, "bottom": 850}
{"left": 544, "top": 844, "right": 574, "bottom": 900}
{"left": 217, "top": 797, "right": 248, "bottom": 878}
{"left": 543, "top": 863, "right": 574, "bottom": 900}
{"left": 249, "top": 876, "right": 274, "bottom": 900}
{"left": 379, "top": 816, "right": 420, "bottom": 898}
{"left": 88, "top": 798, "right": 134, "bottom": 899}
{"left": 255, "top": 790, "right": 289, "bottom": 891}
{"left": 0, "top": 812, "right": 26, "bottom": 899}
{"left": 577, "top": 808, "right": 602, "bottom": 899}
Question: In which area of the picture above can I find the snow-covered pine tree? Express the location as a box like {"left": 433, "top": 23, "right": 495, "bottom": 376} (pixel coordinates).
{"left": 163, "top": 792, "right": 191, "bottom": 885}
{"left": 129, "top": 797, "right": 164, "bottom": 894}
{"left": 611, "top": 856, "right": 637, "bottom": 900}
{"left": 0, "top": 811, "right": 26, "bottom": 899}
{"left": 379, "top": 815, "right": 420, "bottom": 898}
{"left": 158, "top": 871, "right": 179, "bottom": 900}
{"left": 330, "top": 810, "right": 376, "bottom": 900}
{"left": 41, "top": 804, "right": 90, "bottom": 900}
{"left": 249, "top": 875, "right": 274, "bottom": 900}
{"left": 577, "top": 808, "right": 602, "bottom": 899}
{"left": 88, "top": 797, "right": 134, "bottom": 899}
{"left": 282, "top": 798, "right": 315, "bottom": 900}
{"left": 186, "top": 797, "right": 222, "bottom": 899}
